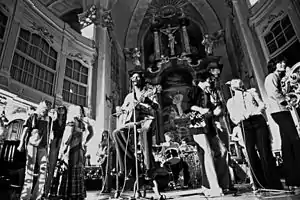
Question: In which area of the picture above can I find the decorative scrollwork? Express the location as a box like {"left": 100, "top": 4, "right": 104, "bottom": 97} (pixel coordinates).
{"left": 123, "top": 48, "right": 141, "bottom": 66}
{"left": 78, "top": 5, "right": 97, "bottom": 28}
{"left": 30, "top": 22, "right": 54, "bottom": 43}
{"left": 68, "top": 52, "right": 89, "bottom": 65}
{"left": 101, "top": 10, "right": 114, "bottom": 29}
{"left": 282, "top": 62, "right": 300, "bottom": 107}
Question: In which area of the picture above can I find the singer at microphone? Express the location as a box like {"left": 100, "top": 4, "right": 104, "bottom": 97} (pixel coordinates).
{"left": 110, "top": 67, "right": 159, "bottom": 185}
{"left": 226, "top": 79, "right": 283, "bottom": 189}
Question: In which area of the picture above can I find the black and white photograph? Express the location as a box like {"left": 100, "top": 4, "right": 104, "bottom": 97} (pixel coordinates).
{"left": 0, "top": 0, "right": 300, "bottom": 199}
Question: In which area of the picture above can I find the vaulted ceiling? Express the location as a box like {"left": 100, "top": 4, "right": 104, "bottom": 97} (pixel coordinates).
{"left": 37, "top": 0, "right": 231, "bottom": 43}
{"left": 38, "top": 0, "right": 83, "bottom": 17}
{"left": 111, "top": 0, "right": 232, "bottom": 48}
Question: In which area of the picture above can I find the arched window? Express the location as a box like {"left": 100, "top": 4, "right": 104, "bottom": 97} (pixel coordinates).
{"left": 10, "top": 28, "right": 57, "bottom": 95}
{"left": 63, "top": 59, "right": 88, "bottom": 106}
{"left": 0, "top": 10, "right": 8, "bottom": 56}
{"left": 264, "top": 15, "right": 296, "bottom": 55}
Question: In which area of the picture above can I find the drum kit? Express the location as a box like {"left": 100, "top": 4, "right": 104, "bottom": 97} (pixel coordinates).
{"left": 152, "top": 143, "right": 200, "bottom": 189}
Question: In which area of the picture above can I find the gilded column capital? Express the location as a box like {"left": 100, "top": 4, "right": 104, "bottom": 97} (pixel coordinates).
{"left": 78, "top": 4, "right": 114, "bottom": 29}
{"left": 100, "top": 10, "right": 114, "bottom": 29}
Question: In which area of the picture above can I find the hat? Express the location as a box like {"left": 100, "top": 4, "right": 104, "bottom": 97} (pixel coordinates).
{"left": 128, "top": 65, "right": 145, "bottom": 77}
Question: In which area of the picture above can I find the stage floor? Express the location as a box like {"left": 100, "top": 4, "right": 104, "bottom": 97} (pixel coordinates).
{"left": 87, "top": 184, "right": 300, "bottom": 200}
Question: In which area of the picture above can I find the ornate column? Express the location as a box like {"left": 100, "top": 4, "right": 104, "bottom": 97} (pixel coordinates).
{"left": 53, "top": 33, "right": 68, "bottom": 106}
{"left": 80, "top": 1, "right": 113, "bottom": 164}
{"left": 229, "top": 0, "right": 267, "bottom": 100}
{"left": 227, "top": 0, "right": 281, "bottom": 151}
{"left": 150, "top": 16, "right": 161, "bottom": 60}
{"left": 179, "top": 13, "right": 191, "bottom": 55}
{"left": 93, "top": 3, "right": 114, "bottom": 132}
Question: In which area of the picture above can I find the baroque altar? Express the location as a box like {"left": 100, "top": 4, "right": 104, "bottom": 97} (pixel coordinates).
{"left": 133, "top": 4, "right": 225, "bottom": 144}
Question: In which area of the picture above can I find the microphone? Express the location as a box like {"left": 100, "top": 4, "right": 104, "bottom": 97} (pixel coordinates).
{"left": 235, "top": 87, "right": 246, "bottom": 92}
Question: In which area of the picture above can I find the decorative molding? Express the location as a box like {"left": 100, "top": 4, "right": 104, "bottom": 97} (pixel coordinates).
{"left": 68, "top": 52, "right": 89, "bottom": 65}
{"left": 145, "top": 0, "right": 188, "bottom": 19}
{"left": 0, "top": 2, "right": 10, "bottom": 13}
{"left": 78, "top": 4, "right": 114, "bottom": 29}
{"left": 262, "top": 10, "right": 285, "bottom": 33}
{"left": 101, "top": 10, "right": 114, "bottom": 29}
{"left": 30, "top": 22, "right": 54, "bottom": 43}
{"left": 78, "top": 4, "right": 97, "bottom": 29}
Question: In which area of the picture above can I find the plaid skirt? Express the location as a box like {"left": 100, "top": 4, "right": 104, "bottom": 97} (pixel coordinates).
{"left": 58, "top": 166, "right": 86, "bottom": 200}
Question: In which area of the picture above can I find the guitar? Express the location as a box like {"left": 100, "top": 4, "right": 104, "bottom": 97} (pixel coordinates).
{"left": 120, "top": 85, "right": 162, "bottom": 126}
{"left": 188, "top": 105, "right": 209, "bottom": 130}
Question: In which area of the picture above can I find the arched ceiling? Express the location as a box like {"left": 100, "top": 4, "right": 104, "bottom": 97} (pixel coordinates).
{"left": 38, "top": 0, "right": 83, "bottom": 17}
{"left": 120, "top": 0, "right": 231, "bottom": 49}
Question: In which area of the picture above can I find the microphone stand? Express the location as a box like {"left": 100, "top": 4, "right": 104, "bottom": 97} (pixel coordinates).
{"left": 132, "top": 87, "right": 142, "bottom": 199}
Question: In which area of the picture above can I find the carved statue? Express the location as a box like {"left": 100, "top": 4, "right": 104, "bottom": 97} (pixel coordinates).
{"left": 201, "top": 30, "right": 224, "bottom": 56}
{"left": 160, "top": 24, "right": 179, "bottom": 56}
{"left": 124, "top": 47, "right": 141, "bottom": 66}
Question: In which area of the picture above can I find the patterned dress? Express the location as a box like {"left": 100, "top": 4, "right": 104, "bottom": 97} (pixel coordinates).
{"left": 58, "top": 120, "right": 86, "bottom": 200}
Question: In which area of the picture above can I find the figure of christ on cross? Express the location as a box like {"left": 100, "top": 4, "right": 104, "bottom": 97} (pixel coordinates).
{"left": 160, "top": 24, "right": 179, "bottom": 56}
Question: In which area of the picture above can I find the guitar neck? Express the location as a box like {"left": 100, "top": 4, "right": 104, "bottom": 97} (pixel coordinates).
{"left": 176, "top": 104, "right": 183, "bottom": 116}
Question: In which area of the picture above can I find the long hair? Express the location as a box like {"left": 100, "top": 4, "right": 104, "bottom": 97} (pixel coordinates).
{"left": 129, "top": 72, "right": 146, "bottom": 91}
{"left": 101, "top": 130, "right": 109, "bottom": 142}
{"left": 57, "top": 106, "right": 67, "bottom": 125}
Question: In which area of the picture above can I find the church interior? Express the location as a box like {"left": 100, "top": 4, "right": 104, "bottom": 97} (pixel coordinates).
{"left": 0, "top": 0, "right": 300, "bottom": 199}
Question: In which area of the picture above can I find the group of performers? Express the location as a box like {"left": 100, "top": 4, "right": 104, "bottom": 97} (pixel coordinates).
{"left": 16, "top": 103, "right": 94, "bottom": 200}
{"left": 99, "top": 58, "right": 300, "bottom": 199}
{"left": 10, "top": 57, "right": 300, "bottom": 200}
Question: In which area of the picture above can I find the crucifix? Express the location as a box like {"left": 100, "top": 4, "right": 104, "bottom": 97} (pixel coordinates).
{"left": 160, "top": 24, "right": 179, "bottom": 56}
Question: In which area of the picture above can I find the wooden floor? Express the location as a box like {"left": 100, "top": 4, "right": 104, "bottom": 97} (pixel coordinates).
{"left": 88, "top": 184, "right": 300, "bottom": 200}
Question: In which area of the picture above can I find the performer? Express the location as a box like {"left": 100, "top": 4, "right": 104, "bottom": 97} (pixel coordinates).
{"left": 45, "top": 105, "right": 67, "bottom": 197}
{"left": 194, "top": 71, "right": 232, "bottom": 194}
{"left": 57, "top": 105, "right": 94, "bottom": 200}
{"left": 227, "top": 79, "right": 283, "bottom": 189}
{"left": 264, "top": 59, "right": 300, "bottom": 187}
{"left": 98, "top": 130, "right": 115, "bottom": 193}
{"left": 111, "top": 67, "right": 159, "bottom": 180}
{"left": 17, "top": 101, "right": 52, "bottom": 200}
{"left": 190, "top": 72, "right": 223, "bottom": 197}
{"left": 160, "top": 132, "right": 190, "bottom": 188}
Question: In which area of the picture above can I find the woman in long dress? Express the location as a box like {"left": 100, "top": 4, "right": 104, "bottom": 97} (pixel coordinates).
{"left": 58, "top": 105, "right": 94, "bottom": 200}
{"left": 46, "top": 106, "right": 67, "bottom": 197}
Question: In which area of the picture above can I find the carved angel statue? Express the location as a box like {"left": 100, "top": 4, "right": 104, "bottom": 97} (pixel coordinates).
{"left": 201, "top": 29, "right": 225, "bottom": 56}
{"left": 124, "top": 47, "right": 141, "bottom": 66}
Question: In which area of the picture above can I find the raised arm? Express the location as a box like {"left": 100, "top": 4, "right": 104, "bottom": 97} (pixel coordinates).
{"left": 248, "top": 88, "right": 266, "bottom": 113}
{"left": 82, "top": 118, "right": 94, "bottom": 147}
